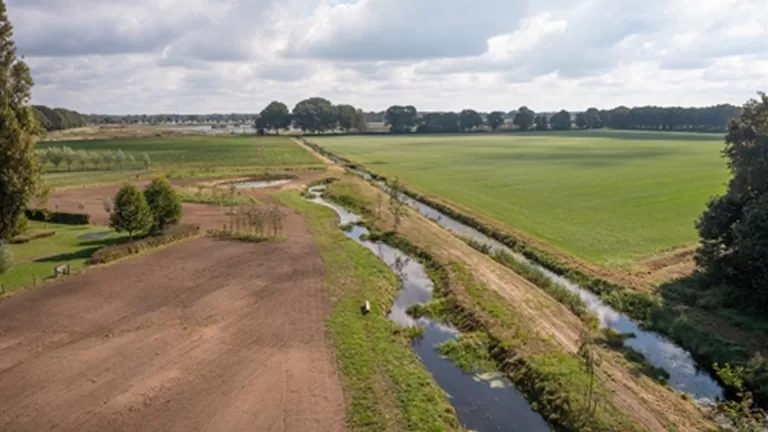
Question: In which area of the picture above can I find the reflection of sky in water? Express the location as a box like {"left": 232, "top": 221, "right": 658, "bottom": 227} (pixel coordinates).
{"left": 392, "top": 186, "right": 723, "bottom": 404}
{"left": 308, "top": 192, "right": 550, "bottom": 431}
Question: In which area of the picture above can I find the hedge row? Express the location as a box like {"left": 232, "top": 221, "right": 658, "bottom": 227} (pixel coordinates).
{"left": 90, "top": 224, "right": 200, "bottom": 264}
{"left": 26, "top": 209, "right": 90, "bottom": 225}
{"left": 10, "top": 230, "right": 56, "bottom": 244}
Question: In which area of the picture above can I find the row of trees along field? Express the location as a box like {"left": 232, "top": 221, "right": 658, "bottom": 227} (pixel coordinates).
{"left": 382, "top": 104, "right": 741, "bottom": 133}
{"left": 36, "top": 147, "right": 151, "bottom": 172}
{"left": 256, "top": 98, "right": 366, "bottom": 133}
{"left": 32, "top": 105, "right": 89, "bottom": 131}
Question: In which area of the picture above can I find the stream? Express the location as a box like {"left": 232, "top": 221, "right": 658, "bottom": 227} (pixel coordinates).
{"left": 306, "top": 186, "right": 551, "bottom": 432}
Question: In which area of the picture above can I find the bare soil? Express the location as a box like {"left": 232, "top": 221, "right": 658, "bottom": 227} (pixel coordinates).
{"left": 0, "top": 208, "right": 346, "bottom": 432}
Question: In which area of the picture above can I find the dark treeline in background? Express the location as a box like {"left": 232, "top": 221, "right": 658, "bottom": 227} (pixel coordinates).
{"left": 34, "top": 100, "right": 741, "bottom": 134}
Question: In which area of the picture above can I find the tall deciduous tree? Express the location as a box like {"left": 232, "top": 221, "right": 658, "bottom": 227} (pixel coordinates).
{"left": 459, "top": 109, "right": 483, "bottom": 131}
{"left": 144, "top": 176, "right": 182, "bottom": 233}
{"left": 385, "top": 105, "right": 418, "bottom": 133}
{"left": 259, "top": 101, "right": 291, "bottom": 134}
{"left": 550, "top": 110, "right": 572, "bottom": 130}
{"left": 534, "top": 114, "right": 549, "bottom": 131}
{"left": 0, "top": 1, "right": 40, "bottom": 241}
{"left": 336, "top": 104, "right": 358, "bottom": 132}
{"left": 696, "top": 93, "right": 768, "bottom": 307}
{"left": 292, "top": 97, "right": 337, "bottom": 133}
{"left": 486, "top": 111, "right": 505, "bottom": 131}
{"left": 110, "top": 184, "right": 152, "bottom": 239}
{"left": 513, "top": 106, "right": 535, "bottom": 131}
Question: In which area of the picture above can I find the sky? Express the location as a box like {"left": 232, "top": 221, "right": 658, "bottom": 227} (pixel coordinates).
{"left": 7, "top": 0, "right": 768, "bottom": 114}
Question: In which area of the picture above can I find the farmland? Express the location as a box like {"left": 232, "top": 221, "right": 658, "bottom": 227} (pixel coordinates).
{"left": 314, "top": 130, "right": 729, "bottom": 266}
{"left": 37, "top": 135, "right": 322, "bottom": 187}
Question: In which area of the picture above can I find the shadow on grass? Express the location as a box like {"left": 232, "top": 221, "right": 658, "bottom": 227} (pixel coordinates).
{"left": 33, "top": 236, "right": 132, "bottom": 264}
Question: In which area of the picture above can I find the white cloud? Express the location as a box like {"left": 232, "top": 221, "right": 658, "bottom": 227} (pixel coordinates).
{"left": 7, "top": 0, "right": 767, "bottom": 114}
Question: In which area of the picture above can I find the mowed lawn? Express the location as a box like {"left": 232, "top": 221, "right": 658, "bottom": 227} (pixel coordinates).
{"left": 315, "top": 130, "right": 730, "bottom": 265}
{"left": 38, "top": 135, "right": 321, "bottom": 187}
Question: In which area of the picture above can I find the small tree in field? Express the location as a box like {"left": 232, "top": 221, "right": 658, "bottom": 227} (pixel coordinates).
{"left": 141, "top": 152, "right": 151, "bottom": 170}
{"left": 115, "top": 149, "right": 126, "bottom": 170}
{"left": 102, "top": 197, "right": 113, "bottom": 215}
{"left": 578, "top": 322, "right": 600, "bottom": 420}
{"left": 388, "top": 178, "right": 407, "bottom": 232}
{"left": 143, "top": 177, "right": 182, "bottom": 232}
{"left": 109, "top": 184, "right": 152, "bottom": 239}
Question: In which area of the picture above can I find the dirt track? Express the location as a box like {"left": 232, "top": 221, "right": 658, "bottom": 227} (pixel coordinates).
{"left": 0, "top": 209, "right": 346, "bottom": 431}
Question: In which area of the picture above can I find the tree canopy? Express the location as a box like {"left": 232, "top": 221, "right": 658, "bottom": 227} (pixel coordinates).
{"left": 385, "top": 105, "right": 418, "bottom": 133}
{"left": 550, "top": 110, "right": 571, "bottom": 130}
{"left": 144, "top": 176, "right": 182, "bottom": 233}
{"left": 514, "top": 106, "right": 535, "bottom": 131}
{"left": 534, "top": 114, "right": 549, "bottom": 131}
{"left": 292, "top": 97, "right": 337, "bottom": 133}
{"left": 459, "top": 109, "right": 483, "bottom": 131}
{"left": 0, "top": 0, "right": 40, "bottom": 241}
{"left": 110, "top": 183, "right": 152, "bottom": 239}
{"left": 696, "top": 93, "right": 768, "bottom": 308}
{"left": 486, "top": 111, "right": 505, "bottom": 131}
{"left": 336, "top": 104, "right": 359, "bottom": 132}
{"left": 258, "top": 101, "right": 291, "bottom": 133}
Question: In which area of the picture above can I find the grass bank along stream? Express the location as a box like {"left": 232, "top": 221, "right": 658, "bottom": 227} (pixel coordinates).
{"left": 303, "top": 138, "right": 732, "bottom": 404}
{"left": 318, "top": 183, "right": 651, "bottom": 431}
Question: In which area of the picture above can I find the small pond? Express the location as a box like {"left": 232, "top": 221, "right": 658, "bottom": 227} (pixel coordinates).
{"left": 230, "top": 179, "right": 292, "bottom": 189}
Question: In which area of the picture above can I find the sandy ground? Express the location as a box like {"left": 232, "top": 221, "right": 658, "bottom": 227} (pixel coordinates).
{"left": 0, "top": 205, "right": 346, "bottom": 432}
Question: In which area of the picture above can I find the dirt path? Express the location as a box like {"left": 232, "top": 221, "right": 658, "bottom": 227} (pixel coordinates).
{"left": 0, "top": 209, "right": 346, "bottom": 432}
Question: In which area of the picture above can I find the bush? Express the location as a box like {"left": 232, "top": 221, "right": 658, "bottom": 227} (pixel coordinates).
{"left": 10, "top": 230, "right": 56, "bottom": 244}
{"left": 25, "top": 209, "right": 90, "bottom": 225}
{"left": 90, "top": 224, "right": 199, "bottom": 264}
{"left": 144, "top": 177, "right": 182, "bottom": 232}
{"left": 109, "top": 184, "right": 152, "bottom": 239}
{"left": 11, "top": 214, "right": 28, "bottom": 237}
{"left": 0, "top": 242, "right": 12, "bottom": 275}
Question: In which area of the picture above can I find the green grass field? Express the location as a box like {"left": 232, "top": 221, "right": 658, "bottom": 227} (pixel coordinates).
{"left": 0, "top": 223, "right": 129, "bottom": 293}
{"left": 38, "top": 135, "right": 321, "bottom": 187}
{"left": 314, "top": 130, "right": 730, "bottom": 265}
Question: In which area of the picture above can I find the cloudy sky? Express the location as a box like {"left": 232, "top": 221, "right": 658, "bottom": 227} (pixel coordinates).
{"left": 7, "top": 0, "right": 768, "bottom": 114}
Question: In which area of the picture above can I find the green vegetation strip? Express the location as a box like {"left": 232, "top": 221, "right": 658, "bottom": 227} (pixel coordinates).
{"left": 89, "top": 224, "right": 200, "bottom": 265}
{"left": 276, "top": 192, "right": 461, "bottom": 432}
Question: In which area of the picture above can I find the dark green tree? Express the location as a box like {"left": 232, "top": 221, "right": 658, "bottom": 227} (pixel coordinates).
{"left": 354, "top": 108, "right": 367, "bottom": 132}
{"left": 534, "top": 114, "right": 548, "bottom": 131}
{"left": 550, "top": 110, "right": 571, "bottom": 130}
{"left": 144, "top": 176, "right": 182, "bottom": 233}
{"left": 292, "top": 97, "right": 337, "bottom": 133}
{"left": 336, "top": 104, "right": 358, "bottom": 132}
{"left": 513, "top": 106, "right": 535, "bottom": 131}
{"left": 696, "top": 93, "right": 768, "bottom": 307}
{"left": 575, "top": 112, "right": 588, "bottom": 129}
{"left": 0, "top": 1, "right": 41, "bottom": 241}
{"left": 110, "top": 184, "right": 152, "bottom": 239}
{"left": 385, "top": 105, "right": 418, "bottom": 133}
{"left": 584, "top": 107, "right": 603, "bottom": 128}
{"left": 459, "top": 109, "right": 483, "bottom": 131}
{"left": 258, "top": 101, "right": 291, "bottom": 134}
{"left": 486, "top": 111, "right": 505, "bottom": 131}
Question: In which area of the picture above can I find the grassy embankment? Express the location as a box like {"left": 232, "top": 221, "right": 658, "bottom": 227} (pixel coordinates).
{"left": 38, "top": 135, "right": 323, "bottom": 188}
{"left": 319, "top": 177, "right": 710, "bottom": 431}
{"left": 276, "top": 192, "right": 461, "bottom": 432}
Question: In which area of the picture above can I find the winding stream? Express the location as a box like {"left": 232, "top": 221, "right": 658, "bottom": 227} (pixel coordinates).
{"left": 306, "top": 186, "right": 551, "bottom": 432}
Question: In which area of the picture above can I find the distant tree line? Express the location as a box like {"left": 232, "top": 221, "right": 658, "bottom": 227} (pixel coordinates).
{"left": 32, "top": 105, "right": 89, "bottom": 131}
{"left": 381, "top": 104, "right": 741, "bottom": 134}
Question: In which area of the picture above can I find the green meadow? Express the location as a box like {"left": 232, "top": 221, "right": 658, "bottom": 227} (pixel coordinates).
{"left": 315, "top": 130, "right": 729, "bottom": 265}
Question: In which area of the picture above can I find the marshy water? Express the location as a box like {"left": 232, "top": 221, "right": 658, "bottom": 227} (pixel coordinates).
{"left": 306, "top": 186, "right": 551, "bottom": 432}
{"left": 364, "top": 179, "right": 724, "bottom": 405}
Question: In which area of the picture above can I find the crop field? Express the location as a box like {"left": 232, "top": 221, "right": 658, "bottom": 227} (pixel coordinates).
{"left": 314, "top": 130, "right": 729, "bottom": 265}
{"left": 37, "top": 135, "right": 321, "bottom": 187}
